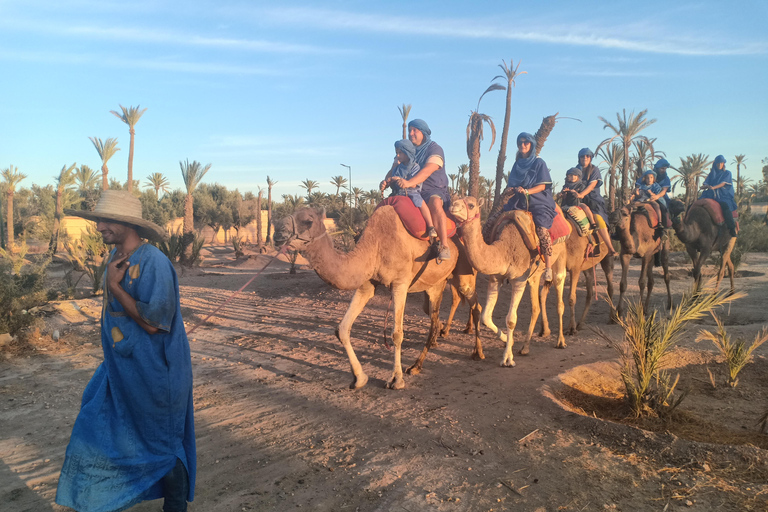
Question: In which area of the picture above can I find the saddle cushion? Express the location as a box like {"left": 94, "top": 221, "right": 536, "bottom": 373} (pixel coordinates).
{"left": 563, "top": 205, "right": 591, "bottom": 237}
{"left": 488, "top": 205, "right": 571, "bottom": 249}
{"left": 638, "top": 203, "right": 659, "bottom": 228}
{"left": 690, "top": 198, "right": 738, "bottom": 225}
{"left": 377, "top": 196, "right": 457, "bottom": 241}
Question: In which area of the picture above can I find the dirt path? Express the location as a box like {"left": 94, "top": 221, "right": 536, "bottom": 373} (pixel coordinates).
{"left": 2, "top": 248, "right": 767, "bottom": 511}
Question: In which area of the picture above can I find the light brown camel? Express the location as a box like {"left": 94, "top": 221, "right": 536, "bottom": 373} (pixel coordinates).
{"left": 544, "top": 215, "right": 615, "bottom": 336}
{"left": 449, "top": 196, "right": 568, "bottom": 366}
{"left": 609, "top": 203, "right": 671, "bottom": 318}
{"left": 669, "top": 199, "right": 736, "bottom": 293}
{"left": 273, "top": 206, "right": 481, "bottom": 390}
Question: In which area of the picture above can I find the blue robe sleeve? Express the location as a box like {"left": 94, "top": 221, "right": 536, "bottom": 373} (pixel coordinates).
{"left": 132, "top": 249, "right": 177, "bottom": 333}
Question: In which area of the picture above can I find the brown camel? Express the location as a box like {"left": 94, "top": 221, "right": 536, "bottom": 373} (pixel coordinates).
{"left": 273, "top": 206, "right": 481, "bottom": 390}
{"left": 449, "top": 196, "right": 568, "bottom": 366}
{"left": 669, "top": 199, "right": 736, "bottom": 293}
{"left": 609, "top": 203, "right": 671, "bottom": 318}
{"left": 548, "top": 216, "right": 616, "bottom": 335}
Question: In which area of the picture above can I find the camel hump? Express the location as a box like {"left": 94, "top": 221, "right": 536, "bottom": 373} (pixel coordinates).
{"left": 689, "top": 198, "right": 735, "bottom": 225}
{"left": 487, "top": 210, "right": 538, "bottom": 251}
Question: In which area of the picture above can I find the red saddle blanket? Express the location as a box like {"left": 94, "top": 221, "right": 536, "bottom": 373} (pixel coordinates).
{"left": 488, "top": 205, "right": 571, "bottom": 249}
{"left": 689, "top": 198, "right": 738, "bottom": 225}
{"left": 377, "top": 196, "right": 457, "bottom": 241}
{"left": 630, "top": 202, "right": 672, "bottom": 228}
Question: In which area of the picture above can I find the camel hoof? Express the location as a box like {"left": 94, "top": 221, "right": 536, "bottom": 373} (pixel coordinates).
{"left": 439, "top": 328, "right": 449, "bottom": 338}
{"left": 428, "top": 340, "right": 439, "bottom": 349}
{"left": 471, "top": 351, "right": 485, "bottom": 361}
{"left": 349, "top": 373, "right": 368, "bottom": 390}
{"left": 539, "top": 330, "right": 551, "bottom": 338}
{"left": 518, "top": 346, "right": 530, "bottom": 356}
{"left": 406, "top": 365, "right": 421, "bottom": 375}
{"left": 462, "top": 326, "right": 474, "bottom": 334}
{"left": 386, "top": 377, "right": 405, "bottom": 390}
{"left": 566, "top": 328, "right": 577, "bottom": 336}
{"left": 556, "top": 341, "right": 567, "bottom": 349}
{"left": 500, "top": 358, "right": 516, "bottom": 368}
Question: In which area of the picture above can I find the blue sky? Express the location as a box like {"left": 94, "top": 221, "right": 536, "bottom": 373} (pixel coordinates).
{"left": 1, "top": 0, "right": 766, "bottom": 199}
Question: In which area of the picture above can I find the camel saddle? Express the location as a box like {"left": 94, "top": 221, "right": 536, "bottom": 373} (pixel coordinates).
{"left": 688, "top": 198, "right": 738, "bottom": 225}
{"left": 629, "top": 202, "right": 671, "bottom": 229}
{"left": 563, "top": 205, "right": 592, "bottom": 237}
{"left": 376, "top": 196, "right": 457, "bottom": 241}
{"left": 487, "top": 205, "right": 571, "bottom": 251}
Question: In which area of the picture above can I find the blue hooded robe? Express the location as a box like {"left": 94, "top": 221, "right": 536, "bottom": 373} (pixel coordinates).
{"left": 700, "top": 155, "right": 736, "bottom": 212}
{"left": 503, "top": 132, "right": 557, "bottom": 229}
{"left": 390, "top": 139, "right": 424, "bottom": 207}
{"left": 576, "top": 147, "right": 609, "bottom": 224}
{"left": 408, "top": 119, "right": 449, "bottom": 204}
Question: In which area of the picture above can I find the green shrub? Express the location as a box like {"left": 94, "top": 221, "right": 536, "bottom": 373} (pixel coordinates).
{"left": 696, "top": 318, "right": 768, "bottom": 388}
{"left": 232, "top": 234, "right": 245, "bottom": 258}
{"left": 63, "top": 224, "right": 108, "bottom": 295}
{"left": 0, "top": 257, "right": 49, "bottom": 337}
{"left": 155, "top": 228, "right": 184, "bottom": 263}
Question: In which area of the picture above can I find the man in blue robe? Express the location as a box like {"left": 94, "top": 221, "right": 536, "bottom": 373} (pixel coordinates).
{"left": 57, "top": 190, "right": 196, "bottom": 512}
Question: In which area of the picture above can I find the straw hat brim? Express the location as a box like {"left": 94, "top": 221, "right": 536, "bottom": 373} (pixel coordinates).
{"left": 64, "top": 209, "right": 167, "bottom": 242}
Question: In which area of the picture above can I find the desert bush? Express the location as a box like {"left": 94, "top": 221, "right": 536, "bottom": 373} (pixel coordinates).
{"left": 155, "top": 228, "right": 184, "bottom": 263}
{"left": 596, "top": 279, "right": 743, "bottom": 418}
{"left": 0, "top": 241, "right": 30, "bottom": 274}
{"left": 232, "top": 234, "right": 245, "bottom": 259}
{"left": 63, "top": 224, "right": 108, "bottom": 295}
{"left": 0, "top": 257, "right": 49, "bottom": 337}
{"left": 696, "top": 318, "right": 768, "bottom": 387}
{"left": 190, "top": 232, "right": 205, "bottom": 266}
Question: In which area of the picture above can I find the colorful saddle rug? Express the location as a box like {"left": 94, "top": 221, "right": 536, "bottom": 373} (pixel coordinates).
{"left": 377, "top": 196, "right": 457, "bottom": 241}
{"left": 563, "top": 206, "right": 592, "bottom": 237}
{"left": 629, "top": 202, "right": 672, "bottom": 228}
{"left": 487, "top": 205, "right": 571, "bottom": 250}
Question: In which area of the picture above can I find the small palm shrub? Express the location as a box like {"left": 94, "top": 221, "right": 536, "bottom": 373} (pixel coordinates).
{"left": 63, "top": 224, "right": 108, "bottom": 295}
{"left": 155, "top": 228, "right": 184, "bottom": 263}
{"left": 0, "top": 256, "right": 49, "bottom": 337}
{"left": 0, "top": 241, "right": 30, "bottom": 274}
{"left": 190, "top": 233, "right": 205, "bottom": 266}
{"left": 232, "top": 234, "right": 245, "bottom": 259}
{"left": 596, "top": 279, "right": 743, "bottom": 417}
{"left": 696, "top": 317, "right": 768, "bottom": 388}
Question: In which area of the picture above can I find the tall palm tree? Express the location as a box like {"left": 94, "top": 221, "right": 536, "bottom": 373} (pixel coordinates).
{"left": 672, "top": 154, "right": 711, "bottom": 206}
{"left": 49, "top": 163, "right": 78, "bottom": 255}
{"left": 456, "top": 164, "right": 469, "bottom": 195}
{"left": 145, "top": 172, "right": 170, "bottom": 197}
{"left": 179, "top": 159, "right": 211, "bottom": 266}
{"left": 597, "top": 109, "right": 657, "bottom": 205}
{"left": 398, "top": 103, "right": 412, "bottom": 139}
{"left": 732, "top": 155, "right": 747, "bottom": 196}
{"left": 299, "top": 179, "right": 319, "bottom": 201}
{"left": 282, "top": 194, "right": 304, "bottom": 213}
{"left": 597, "top": 142, "right": 623, "bottom": 211}
{"left": 110, "top": 104, "right": 147, "bottom": 193}
{"left": 351, "top": 187, "right": 363, "bottom": 208}
{"left": 330, "top": 175, "right": 348, "bottom": 198}
{"left": 89, "top": 136, "right": 120, "bottom": 191}
{"left": 631, "top": 138, "right": 663, "bottom": 181}
{"left": 466, "top": 84, "right": 502, "bottom": 199}
{"left": 266, "top": 176, "right": 277, "bottom": 244}
{"left": 1, "top": 166, "right": 27, "bottom": 251}
{"left": 75, "top": 164, "right": 101, "bottom": 193}
{"left": 492, "top": 59, "right": 526, "bottom": 209}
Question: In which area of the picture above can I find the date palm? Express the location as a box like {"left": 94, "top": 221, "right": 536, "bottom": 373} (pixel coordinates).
{"left": 299, "top": 179, "right": 319, "bottom": 201}
{"left": 110, "top": 104, "right": 147, "bottom": 193}
{"left": 89, "top": 136, "right": 120, "bottom": 191}
{"left": 732, "top": 155, "right": 747, "bottom": 196}
{"left": 597, "top": 142, "right": 623, "bottom": 211}
{"left": 48, "top": 163, "right": 77, "bottom": 255}
{"left": 145, "top": 172, "right": 170, "bottom": 197}
{"left": 398, "top": 103, "right": 412, "bottom": 139}
{"left": 266, "top": 176, "right": 277, "bottom": 244}
{"left": 180, "top": 159, "right": 211, "bottom": 266}
{"left": 281, "top": 194, "right": 304, "bottom": 213}
{"left": 75, "top": 165, "right": 101, "bottom": 193}
{"left": 597, "top": 109, "right": 656, "bottom": 204}
{"left": 492, "top": 59, "right": 526, "bottom": 209}
{"left": 1, "top": 166, "right": 27, "bottom": 251}
{"left": 466, "top": 84, "right": 501, "bottom": 199}
{"left": 351, "top": 187, "right": 363, "bottom": 208}
{"left": 672, "top": 154, "right": 711, "bottom": 206}
{"left": 330, "top": 175, "right": 348, "bottom": 198}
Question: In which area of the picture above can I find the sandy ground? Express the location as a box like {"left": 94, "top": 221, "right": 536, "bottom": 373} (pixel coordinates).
{"left": 2, "top": 245, "right": 768, "bottom": 511}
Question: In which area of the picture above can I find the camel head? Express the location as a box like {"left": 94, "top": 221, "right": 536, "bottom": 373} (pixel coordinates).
{"left": 668, "top": 199, "right": 686, "bottom": 221}
{"left": 608, "top": 206, "right": 630, "bottom": 231}
{"left": 273, "top": 207, "right": 328, "bottom": 250}
{"left": 449, "top": 195, "right": 483, "bottom": 224}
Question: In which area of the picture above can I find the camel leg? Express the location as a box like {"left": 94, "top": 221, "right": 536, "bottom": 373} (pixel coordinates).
{"left": 572, "top": 268, "right": 589, "bottom": 333}
{"left": 553, "top": 264, "right": 567, "bottom": 348}
{"left": 617, "top": 253, "right": 631, "bottom": 318}
{"left": 407, "top": 283, "right": 446, "bottom": 377}
{"left": 457, "top": 274, "right": 484, "bottom": 360}
{"left": 501, "top": 277, "right": 528, "bottom": 366}
{"left": 718, "top": 237, "right": 737, "bottom": 294}
{"left": 336, "top": 282, "right": 376, "bottom": 389}
{"left": 440, "top": 278, "right": 461, "bottom": 338}
{"left": 483, "top": 276, "right": 507, "bottom": 342}
{"left": 521, "top": 275, "right": 542, "bottom": 356}
{"left": 538, "top": 275, "right": 551, "bottom": 338}
{"left": 600, "top": 256, "right": 616, "bottom": 324}
{"left": 387, "top": 283, "right": 410, "bottom": 389}
{"left": 661, "top": 243, "right": 672, "bottom": 312}
{"left": 640, "top": 255, "right": 653, "bottom": 312}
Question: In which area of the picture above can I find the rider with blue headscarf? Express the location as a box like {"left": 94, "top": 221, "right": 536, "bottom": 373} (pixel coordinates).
{"left": 502, "top": 132, "right": 557, "bottom": 281}
{"left": 574, "top": 147, "right": 616, "bottom": 256}
{"left": 700, "top": 155, "right": 737, "bottom": 236}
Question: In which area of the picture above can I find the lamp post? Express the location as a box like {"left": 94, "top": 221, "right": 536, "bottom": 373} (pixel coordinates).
{"left": 340, "top": 163, "right": 352, "bottom": 208}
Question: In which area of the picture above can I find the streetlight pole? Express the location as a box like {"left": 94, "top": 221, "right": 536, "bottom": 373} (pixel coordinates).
{"left": 340, "top": 163, "right": 352, "bottom": 208}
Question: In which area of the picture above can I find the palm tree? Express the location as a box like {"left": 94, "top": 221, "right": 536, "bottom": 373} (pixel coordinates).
{"left": 351, "top": 187, "right": 363, "bottom": 208}
{"left": 597, "top": 109, "right": 657, "bottom": 205}
{"left": 49, "top": 163, "right": 77, "bottom": 255}
{"left": 145, "top": 172, "right": 170, "bottom": 197}
{"left": 631, "top": 138, "right": 664, "bottom": 183}
{"left": 672, "top": 154, "right": 711, "bottom": 206}
{"left": 281, "top": 194, "right": 304, "bottom": 213}
{"left": 266, "top": 176, "right": 277, "bottom": 244}
{"left": 456, "top": 164, "right": 470, "bottom": 195}
{"left": 362, "top": 189, "right": 382, "bottom": 205}
{"left": 75, "top": 165, "right": 101, "bottom": 193}
{"left": 89, "top": 136, "right": 120, "bottom": 191}
{"left": 732, "top": 155, "right": 747, "bottom": 196}
{"left": 299, "top": 179, "right": 319, "bottom": 201}
{"left": 330, "top": 175, "right": 348, "bottom": 198}
{"left": 448, "top": 173, "right": 457, "bottom": 193}
{"left": 179, "top": 159, "right": 211, "bottom": 266}
{"left": 1, "top": 166, "right": 27, "bottom": 251}
{"left": 398, "top": 103, "right": 412, "bottom": 139}
{"left": 597, "top": 142, "right": 623, "bottom": 211}
{"left": 492, "top": 59, "right": 526, "bottom": 208}
{"left": 466, "top": 84, "right": 502, "bottom": 199}
{"left": 110, "top": 104, "right": 147, "bottom": 193}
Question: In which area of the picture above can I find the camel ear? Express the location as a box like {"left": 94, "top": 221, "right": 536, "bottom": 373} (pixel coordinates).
{"left": 477, "top": 197, "right": 485, "bottom": 208}
{"left": 319, "top": 206, "right": 327, "bottom": 219}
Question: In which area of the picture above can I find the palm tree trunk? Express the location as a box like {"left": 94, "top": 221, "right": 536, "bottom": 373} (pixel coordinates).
{"left": 6, "top": 191, "right": 13, "bottom": 251}
{"left": 266, "top": 185, "right": 273, "bottom": 244}
{"left": 467, "top": 115, "right": 482, "bottom": 199}
{"left": 621, "top": 145, "right": 630, "bottom": 205}
{"left": 127, "top": 128, "right": 136, "bottom": 192}
{"left": 181, "top": 193, "right": 194, "bottom": 266}
{"left": 102, "top": 164, "right": 109, "bottom": 191}
{"left": 493, "top": 86, "right": 513, "bottom": 209}
{"left": 48, "top": 188, "right": 63, "bottom": 255}
{"left": 256, "top": 190, "right": 263, "bottom": 248}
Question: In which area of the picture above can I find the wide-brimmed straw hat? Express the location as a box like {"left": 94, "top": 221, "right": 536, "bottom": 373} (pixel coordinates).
{"left": 64, "top": 190, "right": 167, "bottom": 242}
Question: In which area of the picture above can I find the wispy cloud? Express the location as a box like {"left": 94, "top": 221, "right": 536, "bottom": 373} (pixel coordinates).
{"left": 262, "top": 7, "right": 768, "bottom": 57}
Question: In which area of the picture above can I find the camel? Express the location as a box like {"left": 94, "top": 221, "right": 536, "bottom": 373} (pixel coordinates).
{"left": 609, "top": 203, "right": 672, "bottom": 318}
{"left": 668, "top": 199, "right": 737, "bottom": 293}
{"left": 273, "top": 206, "right": 481, "bottom": 390}
{"left": 547, "top": 215, "right": 615, "bottom": 335}
{"left": 449, "top": 196, "right": 568, "bottom": 366}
